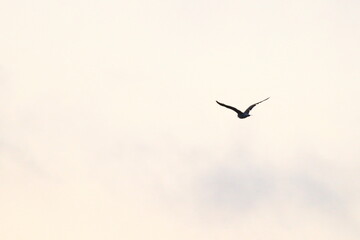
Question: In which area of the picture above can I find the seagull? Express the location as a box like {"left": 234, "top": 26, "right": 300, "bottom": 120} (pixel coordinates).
{"left": 216, "top": 97, "right": 270, "bottom": 119}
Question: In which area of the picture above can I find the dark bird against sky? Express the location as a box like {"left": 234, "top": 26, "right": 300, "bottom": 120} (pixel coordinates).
{"left": 216, "top": 97, "right": 270, "bottom": 119}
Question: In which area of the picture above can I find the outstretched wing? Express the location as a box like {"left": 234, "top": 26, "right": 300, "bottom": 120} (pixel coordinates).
{"left": 216, "top": 101, "right": 243, "bottom": 114}
{"left": 244, "top": 97, "right": 270, "bottom": 114}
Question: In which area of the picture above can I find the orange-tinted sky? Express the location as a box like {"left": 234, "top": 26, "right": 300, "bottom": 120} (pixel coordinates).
{"left": 1, "top": 0, "right": 360, "bottom": 239}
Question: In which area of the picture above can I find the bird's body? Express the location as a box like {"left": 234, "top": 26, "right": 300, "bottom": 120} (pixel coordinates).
{"left": 216, "top": 97, "right": 269, "bottom": 119}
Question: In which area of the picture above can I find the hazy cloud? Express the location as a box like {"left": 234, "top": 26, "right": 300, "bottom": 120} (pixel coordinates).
{"left": 1, "top": 0, "right": 360, "bottom": 239}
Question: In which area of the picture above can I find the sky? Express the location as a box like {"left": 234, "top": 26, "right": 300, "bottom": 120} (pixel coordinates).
{"left": 1, "top": 0, "right": 360, "bottom": 239}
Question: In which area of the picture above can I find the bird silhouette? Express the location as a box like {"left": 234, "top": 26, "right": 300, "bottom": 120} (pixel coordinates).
{"left": 216, "top": 97, "right": 269, "bottom": 119}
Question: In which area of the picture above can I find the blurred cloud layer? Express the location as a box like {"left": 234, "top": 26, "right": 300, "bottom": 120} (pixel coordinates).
{"left": 1, "top": 0, "right": 360, "bottom": 239}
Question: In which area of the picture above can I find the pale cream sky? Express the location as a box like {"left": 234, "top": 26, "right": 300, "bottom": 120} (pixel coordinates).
{"left": 1, "top": 0, "right": 360, "bottom": 239}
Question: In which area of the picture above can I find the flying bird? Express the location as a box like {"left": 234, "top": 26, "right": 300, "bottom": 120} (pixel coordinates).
{"left": 216, "top": 97, "right": 270, "bottom": 119}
